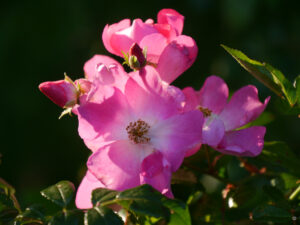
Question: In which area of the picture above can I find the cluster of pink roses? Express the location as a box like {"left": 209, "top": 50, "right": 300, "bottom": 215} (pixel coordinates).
{"left": 39, "top": 9, "right": 269, "bottom": 209}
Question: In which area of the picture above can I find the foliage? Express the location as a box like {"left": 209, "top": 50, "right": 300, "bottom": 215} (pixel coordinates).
{"left": 0, "top": 181, "right": 191, "bottom": 225}
{"left": 222, "top": 45, "right": 300, "bottom": 116}
{"left": 2, "top": 140, "right": 300, "bottom": 224}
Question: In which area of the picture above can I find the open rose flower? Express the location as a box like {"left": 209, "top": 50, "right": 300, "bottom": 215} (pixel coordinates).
{"left": 102, "top": 8, "right": 198, "bottom": 83}
{"left": 75, "top": 68, "right": 204, "bottom": 209}
{"left": 183, "top": 76, "right": 270, "bottom": 157}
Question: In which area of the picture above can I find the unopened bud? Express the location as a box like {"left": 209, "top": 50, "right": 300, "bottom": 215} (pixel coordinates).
{"left": 128, "top": 43, "right": 146, "bottom": 70}
{"left": 39, "top": 76, "right": 78, "bottom": 108}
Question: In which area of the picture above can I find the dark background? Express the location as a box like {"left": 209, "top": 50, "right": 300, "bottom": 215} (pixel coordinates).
{"left": 1, "top": 0, "right": 299, "bottom": 206}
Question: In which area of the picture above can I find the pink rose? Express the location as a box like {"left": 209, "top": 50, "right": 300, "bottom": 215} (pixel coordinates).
{"left": 183, "top": 76, "right": 270, "bottom": 157}
{"left": 102, "top": 9, "right": 198, "bottom": 83}
{"left": 75, "top": 67, "right": 204, "bottom": 208}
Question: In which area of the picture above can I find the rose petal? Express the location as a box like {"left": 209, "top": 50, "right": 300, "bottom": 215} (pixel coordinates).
{"left": 149, "top": 110, "right": 203, "bottom": 170}
{"left": 182, "top": 87, "right": 199, "bottom": 112}
{"left": 184, "top": 143, "right": 202, "bottom": 157}
{"left": 156, "top": 35, "right": 198, "bottom": 83}
{"left": 130, "top": 66, "right": 185, "bottom": 110}
{"left": 110, "top": 19, "right": 157, "bottom": 56}
{"left": 77, "top": 88, "right": 133, "bottom": 151}
{"left": 124, "top": 76, "right": 179, "bottom": 122}
{"left": 139, "top": 33, "right": 168, "bottom": 63}
{"left": 153, "top": 23, "right": 176, "bottom": 41}
{"left": 219, "top": 85, "right": 270, "bottom": 131}
{"left": 102, "top": 19, "right": 131, "bottom": 56}
{"left": 75, "top": 171, "right": 105, "bottom": 209}
{"left": 197, "top": 76, "right": 229, "bottom": 114}
{"left": 216, "top": 126, "right": 266, "bottom": 157}
{"left": 87, "top": 140, "right": 152, "bottom": 190}
{"left": 202, "top": 116, "right": 225, "bottom": 146}
{"left": 157, "top": 9, "right": 184, "bottom": 36}
{"left": 83, "top": 55, "right": 126, "bottom": 82}
{"left": 140, "top": 151, "right": 173, "bottom": 198}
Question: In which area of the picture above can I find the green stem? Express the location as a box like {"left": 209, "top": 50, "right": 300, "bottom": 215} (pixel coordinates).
{"left": 289, "top": 185, "right": 300, "bottom": 200}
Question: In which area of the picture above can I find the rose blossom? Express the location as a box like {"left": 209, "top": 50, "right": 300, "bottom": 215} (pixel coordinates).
{"left": 75, "top": 67, "right": 204, "bottom": 209}
{"left": 183, "top": 76, "right": 270, "bottom": 157}
{"left": 102, "top": 8, "right": 198, "bottom": 83}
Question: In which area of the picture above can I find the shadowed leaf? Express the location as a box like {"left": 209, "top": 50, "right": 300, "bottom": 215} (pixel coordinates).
{"left": 41, "top": 181, "right": 75, "bottom": 207}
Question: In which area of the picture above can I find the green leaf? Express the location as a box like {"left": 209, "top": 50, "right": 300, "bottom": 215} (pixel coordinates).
{"left": 0, "top": 178, "right": 20, "bottom": 211}
{"left": 40, "top": 181, "right": 75, "bottom": 208}
{"left": 91, "top": 188, "right": 118, "bottom": 207}
{"left": 48, "top": 210, "right": 81, "bottom": 225}
{"left": 15, "top": 205, "right": 45, "bottom": 224}
{"left": 116, "top": 185, "right": 169, "bottom": 219}
{"left": 84, "top": 206, "right": 123, "bottom": 225}
{"left": 162, "top": 199, "right": 191, "bottom": 225}
{"left": 264, "top": 63, "right": 297, "bottom": 105}
{"left": 0, "top": 178, "right": 20, "bottom": 223}
{"left": 252, "top": 205, "right": 292, "bottom": 223}
{"left": 90, "top": 185, "right": 192, "bottom": 223}
{"left": 221, "top": 44, "right": 297, "bottom": 106}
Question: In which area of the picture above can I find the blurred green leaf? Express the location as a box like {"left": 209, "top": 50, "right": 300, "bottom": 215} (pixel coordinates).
{"left": 259, "top": 142, "right": 300, "bottom": 176}
{"left": 227, "top": 158, "right": 249, "bottom": 182}
{"left": 0, "top": 206, "right": 18, "bottom": 225}
{"left": 0, "top": 192, "right": 15, "bottom": 211}
{"left": 295, "top": 75, "right": 300, "bottom": 106}
{"left": 162, "top": 199, "right": 191, "bottom": 225}
{"left": 91, "top": 188, "right": 118, "bottom": 206}
{"left": 263, "top": 186, "right": 290, "bottom": 209}
{"left": 221, "top": 44, "right": 297, "bottom": 107}
{"left": 252, "top": 205, "right": 292, "bottom": 223}
{"left": 280, "top": 173, "right": 299, "bottom": 190}
{"left": 41, "top": 181, "right": 75, "bottom": 208}
{"left": 84, "top": 206, "right": 123, "bottom": 225}
{"left": 231, "top": 183, "right": 265, "bottom": 211}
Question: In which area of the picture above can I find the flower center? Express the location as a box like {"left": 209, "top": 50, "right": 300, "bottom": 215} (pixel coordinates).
{"left": 126, "top": 119, "right": 151, "bottom": 144}
{"left": 198, "top": 106, "right": 212, "bottom": 117}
